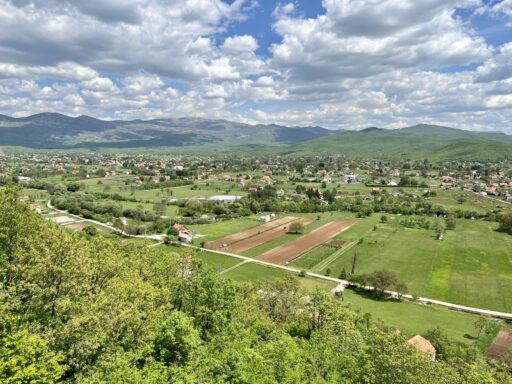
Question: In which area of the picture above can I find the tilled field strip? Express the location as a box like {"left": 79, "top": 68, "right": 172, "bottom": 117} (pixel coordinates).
{"left": 256, "top": 220, "right": 355, "bottom": 265}
{"left": 205, "top": 216, "right": 299, "bottom": 249}
{"left": 225, "top": 218, "right": 313, "bottom": 254}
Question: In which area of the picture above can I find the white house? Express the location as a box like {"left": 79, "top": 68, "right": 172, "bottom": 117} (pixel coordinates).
{"left": 259, "top": 215, "right": 271, "bottom": 223}
{"left": 178, "top": 232, "right": 193, "bottom": 243}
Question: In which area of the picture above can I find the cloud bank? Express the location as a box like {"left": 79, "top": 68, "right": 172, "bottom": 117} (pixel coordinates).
{"left": 0, "top": 0, "right": 511, "bottom": 132}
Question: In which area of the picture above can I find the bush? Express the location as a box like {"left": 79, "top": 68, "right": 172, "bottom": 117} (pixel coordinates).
{"left": 498, "top": 212, "right": 512, "bottom": 234}
{"left": 82, "top": 224, "right": 98, "bottom": 236}
{"left": 288, "top": 221, "right": 305, "bottom": 234}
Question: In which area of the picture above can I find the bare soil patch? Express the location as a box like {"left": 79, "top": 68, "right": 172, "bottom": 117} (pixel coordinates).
{"left": 225, "top": 218, "right": 313, "bottom": 254}
{"left": 486, "top": 328, "right": 512, "bottom": 366}
{"left": 63, "top": 222, "right": 86, "bottom": 231}
{"left": 205, "top": 216, "right": 298, "bottom": 250}
{"left": 256, "top": 220, "right": 355, "bottom": 265}
{"left": 330, "top": 240, "right": 348, "bottom": 247}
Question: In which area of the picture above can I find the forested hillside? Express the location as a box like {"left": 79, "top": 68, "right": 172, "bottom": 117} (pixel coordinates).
{"left": 0, "top": 185, "right": 510, "bottom": 383}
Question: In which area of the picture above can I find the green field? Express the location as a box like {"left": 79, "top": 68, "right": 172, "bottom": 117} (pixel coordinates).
{"left": 343, "top": 289, "right": 483, "bottom": 343}
{"left": 188, "top": 217, "right": 263, "bottom": 243}
{"left": 195, "top": 210, "right": 512, "bottom": 313}
{"left": 429, "top": 188, "right": 512, "bottom": 214}
{"left": 186, "top": 248, "right": 492, "bottom": 344}
{"left": 312, "top": 217, "right": 512, "bottom": 312}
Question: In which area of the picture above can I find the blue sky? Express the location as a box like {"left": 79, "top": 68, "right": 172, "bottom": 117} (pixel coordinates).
{"left": 0, "top": 0, "right": 512, "bottom": 132}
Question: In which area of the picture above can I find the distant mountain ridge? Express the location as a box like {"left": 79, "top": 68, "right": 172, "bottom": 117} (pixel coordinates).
{"left": 0, "top": 113, "right": 511, "bottom": 160}
{"left": 0, "top": 113, "right": 334, "bottom": 148}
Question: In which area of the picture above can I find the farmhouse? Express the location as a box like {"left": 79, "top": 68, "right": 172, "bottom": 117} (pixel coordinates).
{"left": 407, "top": 335, "right": 436, "bottom": 361}
{"left": 173, "top": 223, "right": 193, "bottom": 243}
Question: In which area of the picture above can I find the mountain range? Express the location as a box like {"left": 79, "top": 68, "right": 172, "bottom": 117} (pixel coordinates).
{"left": 0, "top": 113, "right": 333, "bottom": 149}
{"left": 0, "top": 113, "right": 511, "bottom": 160}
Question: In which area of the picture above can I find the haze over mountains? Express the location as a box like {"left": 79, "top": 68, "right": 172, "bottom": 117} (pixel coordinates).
{"left": 0, "top": 113, "right": 511, "bottom": 160}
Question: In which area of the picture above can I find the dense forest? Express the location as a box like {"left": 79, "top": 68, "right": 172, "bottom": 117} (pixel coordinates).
{"left": 1, "top": 185, "right": 510, "bottom": 383}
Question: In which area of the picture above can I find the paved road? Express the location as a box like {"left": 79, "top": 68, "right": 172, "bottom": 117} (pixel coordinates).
{"left": 47, "top": 200, "right": 512, "bottom": 321}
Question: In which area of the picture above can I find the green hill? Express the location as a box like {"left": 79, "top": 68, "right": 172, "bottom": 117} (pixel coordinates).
{"left": 1, "top": 115, "right": 511, "bottom": 160}
{"left": 285, "top": 124, "right": 512, "bottom": 160}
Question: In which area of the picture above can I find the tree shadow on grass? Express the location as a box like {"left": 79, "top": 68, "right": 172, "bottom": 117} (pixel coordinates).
{"left": 463, "top": 333, "right": 478, "bottom": 340}
{"left": 348, "top": 287, "right": 401, "bottom": 303}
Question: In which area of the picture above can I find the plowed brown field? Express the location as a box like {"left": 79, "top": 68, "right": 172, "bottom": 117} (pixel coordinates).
{"left": 224, "top": 218, "right": 313, "bottom": 254}
{"left": 256, "top": 220, "right": 355, "bottom": 265}
{"left": 205, "top": 216, "right": 298, "bottom": 250}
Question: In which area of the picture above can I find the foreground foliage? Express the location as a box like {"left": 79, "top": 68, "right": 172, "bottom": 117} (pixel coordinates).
{"left": 0, "top": 185, "right": 510, "bottom": 383}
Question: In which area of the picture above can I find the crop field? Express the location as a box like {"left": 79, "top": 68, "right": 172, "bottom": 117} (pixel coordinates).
{"left": 224, "top": 218, "right": 313, "bottom": 254}
{"left": 256, "top": 220, "right": 355, "bottom": 264}
{"left": 205, "top": 216, "right": 298, "bottom": 249}
{"left": 290, "top": 244, "right": 338, "bottom": 270}
{"left": 189, "top": 217, "right": 264, "bottom": 243}
{"left": 30, "top": 171, "right": 512, "bottom": 315}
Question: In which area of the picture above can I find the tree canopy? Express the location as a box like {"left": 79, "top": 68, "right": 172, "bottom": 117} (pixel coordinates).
{"left": 0, "top": 185, "right": 510, "bottom": 384}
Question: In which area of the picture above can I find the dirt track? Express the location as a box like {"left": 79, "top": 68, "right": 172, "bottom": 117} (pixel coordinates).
{"left": 205, "top": 216, "right": 298, "bottom": 249}
{"left": 225, "top": 218, "right": 313, "bottom": 254}
{"left": 256, "top": 220, "right": 355, "bottom": 265}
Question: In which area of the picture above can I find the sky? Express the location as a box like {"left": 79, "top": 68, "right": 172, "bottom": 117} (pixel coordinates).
{"left": 0, "top": 0, "right": 512, "bottom": 132}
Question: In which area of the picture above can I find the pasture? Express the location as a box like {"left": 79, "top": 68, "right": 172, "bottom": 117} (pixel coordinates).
{"left": 311, "top": 217, "right": 512, "bottom": 312}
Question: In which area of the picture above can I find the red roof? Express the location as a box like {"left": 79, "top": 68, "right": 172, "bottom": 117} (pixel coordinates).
{"left": 407, "top": 335, "right": 436, "bottom": 355}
